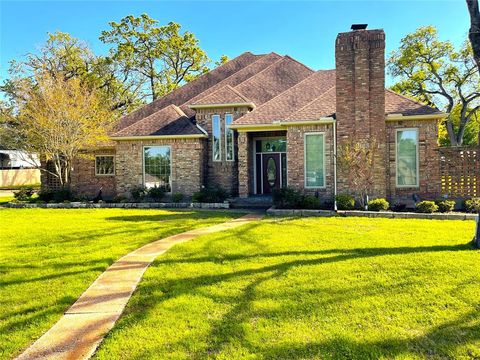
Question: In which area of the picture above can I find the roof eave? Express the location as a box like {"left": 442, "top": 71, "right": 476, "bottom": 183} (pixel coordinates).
{"left": 385, "top": 113, "right": 448, "bottom": 122}
{"left": 188, "top": 102, "right": 256, "bottom": 110}
{"left": 110, "top": 134, "right": 208, "bottom": 141}
{"left": 229, "top": 117, "right": 335, "bottom": 132}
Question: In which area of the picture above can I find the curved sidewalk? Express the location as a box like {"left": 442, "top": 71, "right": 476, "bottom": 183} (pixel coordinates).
{"left": 17, "top": 213, "right": 262, "bottom": 360}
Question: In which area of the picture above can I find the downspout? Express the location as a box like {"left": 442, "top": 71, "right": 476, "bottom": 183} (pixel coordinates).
{"left": 333, "top": 119, "right": 338, "bottom": 211}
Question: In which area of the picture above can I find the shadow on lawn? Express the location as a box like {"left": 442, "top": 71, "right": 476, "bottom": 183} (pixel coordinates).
{"left": 113, "top": 232, "right": 478, "bottom": 359}
{"left": 105, "top": 210, "right": 236, "bottom": 223}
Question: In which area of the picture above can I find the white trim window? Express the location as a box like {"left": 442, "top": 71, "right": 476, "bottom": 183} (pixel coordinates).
{"left": 225, "top": 114, "right": 234, "bottom": 161}
{"left": 95, "top": 155, "right": 115, "bottom": 176}
{"left": 396, "top": 128, "right": 419, "bottom": 187}
{"left": 304, "top": 133, "right": 325, "bottom": 188}
{"left": 212, "top": 114, "right": 221, "bottom": 161}
{"left": 143, "top": 146, "right": 171, "bottom": 191}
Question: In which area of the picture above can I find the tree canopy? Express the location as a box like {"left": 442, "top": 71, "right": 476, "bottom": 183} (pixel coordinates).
{"left": 100, "top": 14, "right": 210, "bottom": 101}
{"left": 388, "top": 26, "right": 480, "bottom": 146}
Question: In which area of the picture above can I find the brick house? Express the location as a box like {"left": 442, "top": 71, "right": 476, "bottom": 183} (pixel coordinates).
{"left": 66, "top": 25, "right": 447, "bottom": 205}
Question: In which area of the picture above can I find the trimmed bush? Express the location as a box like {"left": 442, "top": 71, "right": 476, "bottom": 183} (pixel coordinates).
{"left": 416, "top": 201, "right": 438, "bottom": 213}
{"left": 172, "top": 193, "right": 184, "bottom": 203}
{"left": 130, "top": 186, "right": 147, "bottom": 202}
{"left": 302, "top": 195, "right": 321, "bottom": 209}
{"left": 37, "top": 188, "right": 74, "bottom": 202}
{"left": 272, "top": 187, "right": 303, "bottom": 209}
{"left": 13, "top": 187, "right": 36, "bottom": 202}
{"left": 147, "top": 186, "right": 165, "bottom": 202}
{"left": 392, "top": 203, "right": 407, "bottom": 212}
{"left": 38, "top": 189, "right": 54, "bottom": 202}
{"left": 192, "top": 187, "right": 228, "bottom": 203}
{"left": 335, "top": 194, "right": 355, "bottom": 210}
{"left": 464, "top": 197, "right": 480, "bottom": 213}
{"left": 367, "top": 198, "right": 389, "bottom": 212}
{"left": 435, "top": 199, "right": 456, "bottom": 213}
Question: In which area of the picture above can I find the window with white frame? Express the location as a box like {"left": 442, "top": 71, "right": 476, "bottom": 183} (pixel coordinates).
{"left": 95, "top": 155, "right": 115, "bottom": 176}
{"left": 396, "top": 129, "right": 419, "bottom": 187}
{"left": 143, "top": 146, "right": 171, "bottom": 191}
{"left": 304, "top": 133, "right": 325, "bottom": 188}
{"left": 225, "top": 114, "right": 234, "bottom": 161}
{"left": 212, "top": 114, "right": 221, "bottom": 161}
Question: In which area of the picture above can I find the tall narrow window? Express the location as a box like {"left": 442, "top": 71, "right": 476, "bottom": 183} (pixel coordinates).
{"left": 304, "top": 133, "right": 325, "bottom": 188}
{"left": 143, "top": 146, "right": 171, "bottom": 191}
{"left": 396, "top": 129, "right": 419, "bottom": 187}
{"left": 212, "top": 114, "right": 221, "bottom": 161}
{"left": 225, "top": 114, "right": 234, "bottom": 161}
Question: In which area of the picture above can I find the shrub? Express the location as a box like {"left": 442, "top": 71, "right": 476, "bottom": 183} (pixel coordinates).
{"left": 172, "top": 192, "right": 184, "bottom": 203}
{"left": 37, "top": 188, "right": 74, "bottom": 202}
{"left": 113, "top": 195, "right": 128, "bottom": 203}
{"left": 147, "top": 186, "right": 165, "bottom": 202}
{"left": 13, "top": 187, "right": 36, "bottom": 202}
{"left": 272, "top": 187, "right": 303, "bottom": 209}
{"left": 335, "top": 193, "right": 355, "bottom": 210}
{"left": 435, "top": 199, "right": 456, "bottom": 213}
{"left": 302, "top": 195, "right": 321, "bottom": 209}
{"left": 464, "top": 197, "right": 480, "bottom": 213}
{"left": 130, "top": 186, "right": 147, "bottom": 202}
{"left": 416, "top": 201, "right": 438, "bottom": 213}
{"left": 367, "top": 198, "right": 389, "bottom": 212}
{"left": 192, "top": 187, "right": 228, "bottom": 203}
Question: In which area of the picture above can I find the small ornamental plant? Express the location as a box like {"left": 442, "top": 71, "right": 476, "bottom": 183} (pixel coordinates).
{"left": 335, "top": 194, "right": 355, "bottom": 210}
{"left": 435, "top": 199, "right": 456, "bottom": 213}
{"left": 464, "top": 197, "right": 480, "bottom": 213}
{"left": 367, "top": 198, "right": 389, "bottom": 212}
{"left": 416, "top": 201, "right": 438, "bottom": 213}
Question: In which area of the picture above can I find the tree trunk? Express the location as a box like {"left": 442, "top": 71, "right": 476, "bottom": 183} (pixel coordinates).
{"left": 445, "top": 119, "right": 460, "bottom": 146}
{"left": 467, "top": 0, "right": 480, "bottom": 75}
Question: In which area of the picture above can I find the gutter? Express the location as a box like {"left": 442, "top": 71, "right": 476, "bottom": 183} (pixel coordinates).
{"left": 110, "top": 134, "right": 208, "bottom": 141}
{"left": 385, "top": 113, "right": 448, "bottom": 122}
{"left": 229, "top": 117, "right": 336, "bottom": 132}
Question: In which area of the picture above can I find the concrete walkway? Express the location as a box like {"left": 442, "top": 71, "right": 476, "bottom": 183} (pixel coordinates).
{"left": 17, "top": 213, "right": 262, "bottom": 360}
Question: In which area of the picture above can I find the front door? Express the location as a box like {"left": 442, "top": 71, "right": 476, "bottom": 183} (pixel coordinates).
{"left": 262, "top": 153, "right": 281, "bottom": 194}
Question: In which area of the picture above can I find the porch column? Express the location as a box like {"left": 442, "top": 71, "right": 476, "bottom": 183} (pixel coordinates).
{"left": 238, "top": 132, "right": 249, "bottom": 198}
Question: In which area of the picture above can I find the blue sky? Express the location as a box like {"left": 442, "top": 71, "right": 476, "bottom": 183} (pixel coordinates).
{"left": 0, "top": 0, "right": 471, "bottom": 86}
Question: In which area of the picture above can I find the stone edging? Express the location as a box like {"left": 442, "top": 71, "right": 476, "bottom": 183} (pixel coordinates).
{"left": 266, "top": 207, "right": 477, "bottom": 220}
{"left": 3, "top": 201, "right": 230, "bottom": 209}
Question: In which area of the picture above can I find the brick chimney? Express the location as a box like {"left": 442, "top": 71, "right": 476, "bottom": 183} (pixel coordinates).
{"left": 335, "top": 25, "right": 387, "bottom": 198}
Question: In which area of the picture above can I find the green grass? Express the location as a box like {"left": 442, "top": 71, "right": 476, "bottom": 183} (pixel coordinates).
{"left": 95, "top": 217, "right": 479, "bottom": 360}
{"left": 0, "top": 196, "right": 14, "bottom": 204}
{"left": 0, "top": 208, "right": 241, "bottom": 359}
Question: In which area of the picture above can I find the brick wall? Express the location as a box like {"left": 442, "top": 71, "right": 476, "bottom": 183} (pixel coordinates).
{"left": 195, "top": 107, "right": 250, "bottom": 195}
{"left": 386, "top": 120, "right": 441, "bottom": 204}
{"left": 335, "top": 28, "right": 387, "bottom": 199}
{"left": 70, "top": 149, "right": 116, "bottom": 199}
{"left": 115, "top": 138, "right": 205, "bottom": 197}
{"left": 286, "top": 125, "right": 334, "bottom": 202}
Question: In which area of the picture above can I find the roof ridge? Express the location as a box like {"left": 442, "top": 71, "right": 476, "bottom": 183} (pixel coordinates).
{"left": 185, "top": 52, "right": 279, "bottom": 105}
{"left": 238, "top": 69, "right": 334, "bottom": 117}
{"left": 171, "top": 104, "right": 187, "bottom": 118}
{"left": 223, "top": 85, "right": 251, "bottom": 103}
{"left": 283, "top": 54, "right": 316, "bottom": 72}
{"left": 385, "top": 88, "right": 436, "bottom": 110}
{"left": 285, "top": 86, "right": 336, "bottom": 120}
{"left": 233, "top": 56, "right": 288, "bottom": 89}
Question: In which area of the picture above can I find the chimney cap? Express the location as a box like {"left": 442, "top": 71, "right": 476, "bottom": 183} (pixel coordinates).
{"left": 351, "top": 24, "right": 368, "bottom": 30}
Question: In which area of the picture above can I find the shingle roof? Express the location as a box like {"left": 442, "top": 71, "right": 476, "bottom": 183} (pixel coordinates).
{"left": 114, "top": 52, "right": 262, "bottom": 132}
{"left": 385, "top": 89, "right": 441, "bottom": 116}
{"left": 233, "top": 70, "right": 335, "bottom": 125}
{"left": 113, "top": 52, "right": 441, "bottom": 137}
{"left": 113, "top": 105, "right": 204, "bottom": 137}
{"left": 191, "top": 85, "right": 252, "bottom": 107}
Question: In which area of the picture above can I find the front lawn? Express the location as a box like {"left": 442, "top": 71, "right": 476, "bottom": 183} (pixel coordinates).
{"left": 95, "top": 217, "right": 479, "bottom": 360}
{"left": 0, "top": 208, "right": 240, "bottom": 359}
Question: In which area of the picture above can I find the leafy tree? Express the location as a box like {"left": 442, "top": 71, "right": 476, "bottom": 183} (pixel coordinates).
{"left": 215, "top": 55, "right": 230, "bottom": 67}
{"left": 388, "top": 26, "right": 480, "bottom": 146}
{"left": 337, "top": 139, "right": 378, "bottom": 209}
{"left": 100, "top": 14, "right": 210, "bottom": 101}
{"left": 1, "top": 31, "right": 140, "bottom": 113}
{"left": 0, "top": 72, "right": 115, "bottom": 187}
